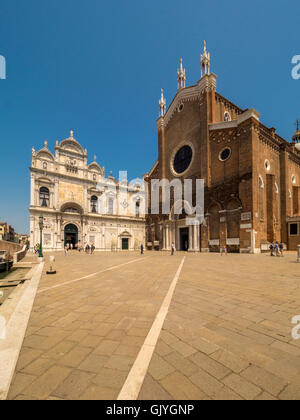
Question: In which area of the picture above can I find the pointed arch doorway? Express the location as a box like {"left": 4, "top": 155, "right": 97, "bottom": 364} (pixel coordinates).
{"left": 64, "top": 224, "right": 78, "bottom": 249}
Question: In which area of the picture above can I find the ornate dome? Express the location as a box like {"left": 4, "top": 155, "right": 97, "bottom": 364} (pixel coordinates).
{"left": 59, "top": 130, "right": 85, "bottom": 155}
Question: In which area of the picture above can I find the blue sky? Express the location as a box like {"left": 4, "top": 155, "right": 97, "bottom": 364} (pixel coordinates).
{"left": 0, "top": 0, "right": 299, "bottom": 233}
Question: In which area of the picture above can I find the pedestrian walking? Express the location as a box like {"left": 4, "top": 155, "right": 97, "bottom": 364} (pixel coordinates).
{"left": 274, "top": 242, "right": 279, "bottom": 257}
{"left": 140, "top": 244, "right": 144, "bottom": 255}
{"left": 91, "top": 244, "right": 95, "bottom": 254}
{"left": 279, "top": 242, "right": 284, "bottom": 257}
{"left": 64, "top": 245, "right": 68, "bottom": 256}
{"left": 269, "top": 243, "right": 274, "bottom": 256}
{"left": 171, "top": 242, "right": 175, "bottom": 256}
{"left": 221, "top": 246, "right": 227, "bottom": 256}
{"left": 85, "top": 244, "right": 90, "bottom": 254}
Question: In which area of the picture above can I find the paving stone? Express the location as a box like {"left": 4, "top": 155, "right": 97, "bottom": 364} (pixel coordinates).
{"left": 52, "top": 370, "right": 95, "bottom": 400}
{"left": 189, "top": 352, "right": 231, "bottom": 380}
{"left": 22, "top": 358, "right": 56, "bottom": 376}
{"left": 160, "top": 372, "right": 207, "bottom": 400}
{"left": 79, "top": 385, "right": 118, "bottom": 400}
{"left": 59, "top": 346, "right": 92, "bottom": 368}
{"left": 222, "top": 373, "right": 262, "bottom": 400}
{"left": 93, "top": 340, "right": 120, "bottom": 356}
{"left": 241, "top": 365, "right": 287, "bottom": 396}
{"left": 138, "top": 374, "right": 173, "bottom": 400}
{"left": 164, "top": 352, "right": 199, "bottom": 377}
{"left": 148, "top": 354, "right": 176, "bottom": 381}
{"left": 105, "top": 355, "right": 135, "bottom": 372}
{"left": 7, "top": 373, "right": 37, "bottom": 400}
{"left": 78, "top": 354, "right": 109, "bottom": 373}
{"left": 114, "top": 344, "right": 140, "bottom": 358}
{"left": 170, "top": 341, "right": 198, "bottom": 357}
{"left": 21, "top": 365, "right": 72, "bottom": 399}
{"left": 189, "top": 338, "right": 219, "bottom": 355}
{"left": 92, "top": 368, "right": 128, "bottom": 390}
{"left": 15, "top": 348, "right": 43, "bottom": 371}
{"left": 42, "top": 340, "right": 76, "bottom": 360}
{"left": 211, "top": 349, "right": 250, "bottom": 373}
{"left": 189, "top": 368, "right": 224, "bottom": 398}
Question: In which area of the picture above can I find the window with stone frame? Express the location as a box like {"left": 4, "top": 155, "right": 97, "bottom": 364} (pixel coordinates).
{"left": 135, "top": 200, "right": 140, "bottom": 217}
{"left": 289, "top": 223, "right": 298, "bottom": 236}
{"left": 40, "top": 187, "right": 50, "bottom": 207}
{"left": 91, "top": 195, "right": 98, "bottom": 213}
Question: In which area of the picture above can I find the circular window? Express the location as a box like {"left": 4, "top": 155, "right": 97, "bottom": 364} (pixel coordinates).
{"left": 178, "top": 103, "right": 184, "bottom": 112}
{"left": 173, "top": 145, "right": 193, "bottom": 175}
{"left": 219, "top": 148, "right": 231, "bottom": 162}
{"left": 265, "top": 160, "right": 270, "bottom": 171}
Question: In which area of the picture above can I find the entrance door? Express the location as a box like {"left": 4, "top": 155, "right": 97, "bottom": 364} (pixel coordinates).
{"left": 64, "top": 224, "right": 78, "bottom": 249}
{"left": 122, "top": 238, "right": 129, "bottom": 250}
{"left": 180, "top": 228, "right": 189, "bottom": 251}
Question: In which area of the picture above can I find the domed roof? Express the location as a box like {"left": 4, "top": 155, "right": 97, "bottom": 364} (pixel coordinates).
{"left": 59, "top": 130, "right": 85, "bottom": 155}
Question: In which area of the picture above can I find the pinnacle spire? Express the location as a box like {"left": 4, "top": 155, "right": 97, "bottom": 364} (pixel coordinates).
{"left": 177, "top": 58, "right": 186, "bottom": 90}
{"left": 159, "top": 88, "right": 166, "bottom": 118}
{"left": 200, "top": 40, "right": 211, "bottom": 77}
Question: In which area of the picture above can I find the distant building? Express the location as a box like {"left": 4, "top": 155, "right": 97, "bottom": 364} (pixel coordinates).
{"left": 146, "top": 42, "right": 300, "bottom": 253}
{"left": 0, "top": 222, "right": 16, "bottom": 242}
{"left": 18, "top": 234, "right": 30, "bottom": 245}
{"left": 29, "top": 131, "right": 145, "bottom": 252}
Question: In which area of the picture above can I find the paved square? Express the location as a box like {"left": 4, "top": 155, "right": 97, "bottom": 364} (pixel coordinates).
{"left": 7, "top": 251, "right": 300, "bottom": 400}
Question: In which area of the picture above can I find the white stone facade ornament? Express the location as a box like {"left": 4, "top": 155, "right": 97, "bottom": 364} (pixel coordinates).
{"left": 177, "top": 58, "right": 186, "bottom": 90}
{"left": 200, "top": 40, "right": 211, "bottom": 77}
{"left": 159, "top": 88, "right": 166, "bottom": 117}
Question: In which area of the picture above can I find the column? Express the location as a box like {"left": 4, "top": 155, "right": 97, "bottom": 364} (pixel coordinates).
{"left": 54, "top": 179, "right": 59, "bottom": 209}
{"left": 172, "top": 225, "right": 176, "bottom": 250}
{"left": 166, "top": 225, "right": 170, "bottom": 250}
{"left": 163, "top": 226, "right": 166, "bottom": 250}
{"left": 30, "top": 175, "right": 35, "bottom": 206}
{"left": 194, "top": 224, "right": 200, "bottom": 251}
{"left": 188, "top": 225, "right": 193, "bottom": 251}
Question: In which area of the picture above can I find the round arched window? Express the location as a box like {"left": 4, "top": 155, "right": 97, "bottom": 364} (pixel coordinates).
{"left": 173, "top": 145, "right": 193, "bottom": 174}
{"left": 91, "top": 196, "right": 98, "bottom": 213}
{"left": 224, "top": 112, "right": 231, "bottom": 122}
{"left": 265, "top": 160, "right": 271, "bottom": 171}
{"left": 219, "top": 148, "right": 231, "bottom": 162}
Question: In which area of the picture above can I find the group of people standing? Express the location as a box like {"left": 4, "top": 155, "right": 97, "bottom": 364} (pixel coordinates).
{"left": 269, "top": 242, "right": 284, "bottom": 257}
{"left": 64, "top": 243, "right": 95, "bottom": 255}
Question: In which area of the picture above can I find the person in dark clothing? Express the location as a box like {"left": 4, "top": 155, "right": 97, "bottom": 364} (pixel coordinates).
{"left": 140, "top": 244, "right": 144, "bottom": 255}
{"left": 279, "top": 242, "right": 284, "bottom": 257}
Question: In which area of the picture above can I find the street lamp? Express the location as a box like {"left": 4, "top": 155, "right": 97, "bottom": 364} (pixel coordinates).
{"left": 39, "top": 214, "right": 44, "bottom": 258}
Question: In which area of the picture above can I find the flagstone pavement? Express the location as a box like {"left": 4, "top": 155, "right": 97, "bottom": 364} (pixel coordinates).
{"left": 7, "top": 251, "right": 300, "bottom": 400}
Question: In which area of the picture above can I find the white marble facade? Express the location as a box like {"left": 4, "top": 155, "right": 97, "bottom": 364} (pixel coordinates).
{"left": 29, "top": 131, "right": 146, "bottom": 252}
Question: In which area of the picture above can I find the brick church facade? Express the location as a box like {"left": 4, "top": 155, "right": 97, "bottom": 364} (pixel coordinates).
{"left": 146, "top": 42, "right": 300, "bottom": 253}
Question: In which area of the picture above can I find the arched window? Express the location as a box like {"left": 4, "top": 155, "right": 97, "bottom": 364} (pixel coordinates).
{"left": 91, "top": 196, "right": 98, "bottom": 213}
{"left": 108, "top": 198, "right": 114, "bottom": 215}
{"left": 224, "top": 111, "right": 231, "bottom": 122}
{"left": 40, "top": 187, "right": 50, "bottom": 207}
{"left": 135, "top": 200, "right": 140, "bottom": 217}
